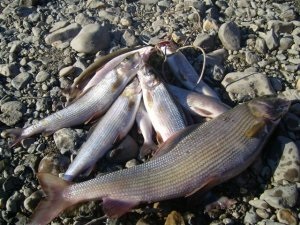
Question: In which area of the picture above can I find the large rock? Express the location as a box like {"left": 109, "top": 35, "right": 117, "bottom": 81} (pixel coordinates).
{"left": 70, "top": 23, "right": 110, "bottom": 54}
{"left": 218, "top": 21, "right": 241, "bottom": 50}
{"left": 221, "top": 71, "right": 275, "bottom": 101}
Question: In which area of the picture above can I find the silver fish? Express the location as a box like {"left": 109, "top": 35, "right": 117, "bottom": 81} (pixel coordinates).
{"left": 63, "top": 78, "right": 142, "bottom": 181}
{"left": 167, "top": 84, "right": 230, "bottom": 118}
{"left": 2, "top": 53, "right": 141, "bottom": 146}
{"left": 28, "top": 97, "right": 290, "bottom": 225}
{"left": 137, "top": 63, "right": 187, "bottom": 143}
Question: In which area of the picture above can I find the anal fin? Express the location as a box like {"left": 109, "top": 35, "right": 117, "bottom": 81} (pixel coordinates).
{"left": 185, "top": 176, "right": 219, "bottom": 197}
{"left": 102, "top": 197, "right": 140, "bottom": 218}
{"left": 244, "top": 121, "right": 265, "bottom": 138}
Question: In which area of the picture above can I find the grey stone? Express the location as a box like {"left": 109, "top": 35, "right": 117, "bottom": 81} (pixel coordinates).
{"left": 98, "top": 10, "right": 117, "bottom": 23}
{"left": 121, "top": 30, "right": 139, "bottom": 47}
{"left": 193, "top": 33, "right": 215, "bottom": 51}
{"left": 0, "top": 63, "right": 19, "bottom": 77}
{"left": 23, "top": 190, "right": 43, "bottom": 213}
{"left": 86, "top": 0, "right": 105, "bottom": 9}
{"left": 11, "top": 72, "right": 32, "bottom": 90}
{"left": 218, "top": 21, "right": 241, "bottom": 50}
{"left": 245, "top": 51, "right": 260, "bottom": 64}
{"left": 249, "top": 199, "right": 270, "bottom": 210}
{"left": 0, "top": 111, "right": 22, "bottom": 126}
{"left": 49, "top": 21, "right": 69, "bottom": 33}
{"left": 267, "top": 20, "right": 294, "bottom": 34}
{"left": 140, "top": 0, "right": 159, "bottom": 4}
{"left": 277, "top": 209, "right": 298, "bottom": 225}
{"left": 279, "top": 37, "right": 294, "bottom": 50}
{"left": 273, "top": 136, "right": 300, "bottom": 183}
{"left": 244, "top": 210, "right": 259, "bottom": 224}
{"left": 53, "top": 128, "right": 77, "bottom": 154}
{"left": 1, "top": 101, "right": 24, "bottom": 113}
{"left": 71, "top": 23, "right": 110, "bottom": 54}
{"left": 35, "top": 71, "right": 49, "bottom": 83}
{"left": 265, "top": 29, "right": 279, "bottom": 51}
{"left": 19, "top": 0, "right": 39, "bottom": 6}
{"left": 106, "top": 136, "right": 139, "bottom": 163}
{"left": 280, "top": 9, "right": 297, "bottom": 22}
{"left": 75, "top": 13, "right": 94, "bottom": 26}
{"left": 260, "top": 184, "right": 298, "bottom": 209}
{"left": 59, "top": 66, "right": 75, "bottom": 77}
{"left": 255, "top": 38, "right": 267, "bottom": 54}
{"left": 45, "top": 23, "right": 81, "bottom": 46}
{"left": 6, "top": 191, "right": 24, "bottom": 213}
{"left": 221, "top": 71, "right": 275, "bottom": 101}
{"left": 125, "top": 159, "right": 139, "bottom": 168}
{"left": 256, "top": 209, "right": 269, "bottom": 219}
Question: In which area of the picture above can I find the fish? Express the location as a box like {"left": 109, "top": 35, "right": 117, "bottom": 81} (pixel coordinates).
{"left": 135, "top": 102, "right": 157, "bottom": 158}
{"left": 68, "top": 46, "right": 154, "bottom": 103}
{"left": 137, "top": 62, "right": 187, "bottom": 143}
{"left": 63, "top": 78, "right": 142, "bottom": 181}
{"left": 167, "top": 84, "right": 231, "bottom": 118}
{"left": 1, "top": 52, "right": 141, "bottom": 147}
{"left": 160, "top": 43, "right": 220, "bottom": 100}
{"left": 28, "top": 97, "right": 290, "bottom": 225}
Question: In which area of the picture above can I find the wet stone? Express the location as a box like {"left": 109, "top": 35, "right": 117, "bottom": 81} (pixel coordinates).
{"left": 260, "top": 184, "right": 298, "bottom": 209}
{"left": 276, "top": 209, "right": 298, "bottom": 225}
{"left": 273, "top": 136, "right": 300, "bottom": 183}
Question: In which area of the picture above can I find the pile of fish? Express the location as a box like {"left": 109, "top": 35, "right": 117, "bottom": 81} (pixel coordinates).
{"left": 1, "top": 43, "right": 291, "bottom": 225}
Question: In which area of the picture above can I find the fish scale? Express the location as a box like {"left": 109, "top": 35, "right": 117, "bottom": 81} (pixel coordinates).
{"left": 29, "top": 97, "right": 290, "bottom": 225}
{"left": 64, "top": 101, "right": 274, "bottom": 202}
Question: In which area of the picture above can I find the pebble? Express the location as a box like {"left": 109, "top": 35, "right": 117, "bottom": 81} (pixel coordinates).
{"left": 23, "top": 190, "right": 43, "bottom": 212}
{"left": 6, "top": 191, "right": 24, "bottom": 213}
{"left": 221, "top": 71, "right": 275, "bottom": 101}
{"left": 260, "top": 184, "right": 298, "bottom": 209}
{"left": 264, "top": 29, "right": 279, "bottom": 51}
{"left": 267, "top": 20, "right": 294, "bottom": 34}
{"left": 35, "top": 71, "right": 50, "bottom": 83}
{"left": 1, "top": 101, "right": 24, "bottom": 113}
{"left": 59, "top": 66, "right": 75, "bottom": 77}
{"left": 53, "top": 128, "right": 77, "bottom": 154}
{"left": 279, "top": 37, "right": 294, "bottom": 50}
{"left": 255, "top": 38, "right": 267, "bottom": 54}
{"left": 193, "top": 33, "right": 216, "bottom": 51}
{"left": 249, "top": 199, "right": 269, "bottom": 210}
{"left": 125, "top": 159, "right": 139, "bottom": 168}
{"left": 164, "top": 211, "right": 185, "bottom": 225}
{"left": 86, "top": 0, "right": 105, "bottom": 9}
{"left": 244, "top": 209, "right": 259, "bottom": 224}
{"left": 71, "top": 23, "right": 110, "bottom": 53}
{"left": 45, "top": 23, "right": 81, "bottom": 46}
{"left": 0, "top": 110, "right": 22, "bottom": 126}
{"left": 256, "top": 208, "right": 269, "bottom": 219}
{"left": 106, "top": 136, "right": 139, "bottom": 163}
{"left": 218, "top": 21, "right": 241, "bottom": 50}
{"left": 273, "top": 136, "right": 300, "bottom": 183}
{"left": 121, "top": 30, "right": 139, "bottom": 47}
{"left": 245, "top": 51, "right": 260, "bottom": 64}
{"left": 11, "top": 72, "right": 32, "bottom": 90}
{"left": 276, "top": 209, "right": 298, "bottom": 225}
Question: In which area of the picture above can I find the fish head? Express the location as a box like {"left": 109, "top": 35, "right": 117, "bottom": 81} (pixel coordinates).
{"left": 247, "top": 97, "right": 290, "bottom": 123}
{"left": 123, "top": 77, "right": 142, "bottom": 96}
{"left": 138, "top": 65, "right": 160, "bottom": 90}
{"left": 117, "top": 52, "right": 142, "bottom": 74}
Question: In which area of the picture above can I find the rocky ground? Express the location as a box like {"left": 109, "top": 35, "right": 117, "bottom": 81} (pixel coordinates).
{"left": 0, "top": 0, "right": 300, "bottom": 224}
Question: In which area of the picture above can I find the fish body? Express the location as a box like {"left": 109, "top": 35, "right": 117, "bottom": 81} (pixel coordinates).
{"left": 29, "top": 97, "right": 290, "bottom": 225}
{"left": 63, "top": 78, "right": 142, "bottom": 181}
{"left": 161, "top": 45, "right": 219, "bottom": 100}
{"left": 167, "top": 84, "right": 230, "bottom": 118}
{"left": 135, "top": 102, "right": 157, "bottom": 158}
{"left": 137, "top": 63, "right": 187, "bottom": 142}
{"left": 2, "top": 53, "right": 141, "bottom": 146}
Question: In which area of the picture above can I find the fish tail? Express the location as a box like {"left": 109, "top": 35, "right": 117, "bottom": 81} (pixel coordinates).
{"left": 28, "top": 173, "right": 74, "bottom": 225}
{"left": 1, "top": 128, "right": 24, "bottom": 147}
{"left": 139, "top": 142, "right": 158, "bottom": 159}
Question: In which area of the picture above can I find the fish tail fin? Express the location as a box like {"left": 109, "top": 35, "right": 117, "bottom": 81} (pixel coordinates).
{"left": 1, "top": 128, "right": 24, "bottom": 147}
{"left": 28, "top": 173, "right": 74, "bottom": 225}
{"left": 139, "top": 142, "right": 158, "bottom": 159}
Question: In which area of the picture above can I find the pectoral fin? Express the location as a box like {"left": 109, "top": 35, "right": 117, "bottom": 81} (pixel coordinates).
{"left": 244, "top": 121, "right": 265, "bottom": 138}
{"left": 102, "top": 198, "right": 140, "bottom": 218}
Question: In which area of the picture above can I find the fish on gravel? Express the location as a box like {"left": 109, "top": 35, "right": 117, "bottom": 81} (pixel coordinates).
{"left": 137, "top": 60, "right": 187, "bottom": 143}
{"left": 29, "top": 97, "right": 290, "bottom": 225}
{"left": 63, "top": 78, "right": 142, "bottom": 181}
{"left": 1, "top": 53, "right": 141, "bottom": 147}
{"left": 160, "top": 42, "right": 219, "bottom": 100}
{"left": 167, "top": 84, "right": 230, "bottom": 118}
{"left": 68, "top": 46, "right": 154, "bottom": 102}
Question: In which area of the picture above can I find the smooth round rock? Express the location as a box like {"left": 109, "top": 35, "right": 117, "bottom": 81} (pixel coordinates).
{"left": 70, "top": 23, "right": 110, "bottom": 54}
{"left": 218, "top": 21, "right": 241, "bottom": 50}
{"left": 276, "top": 209, "right": 298, "bottom": 225}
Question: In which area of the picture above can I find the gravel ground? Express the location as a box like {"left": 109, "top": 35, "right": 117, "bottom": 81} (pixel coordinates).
{"left": 0, "top": 0, "right": 299, "bottom": 224}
